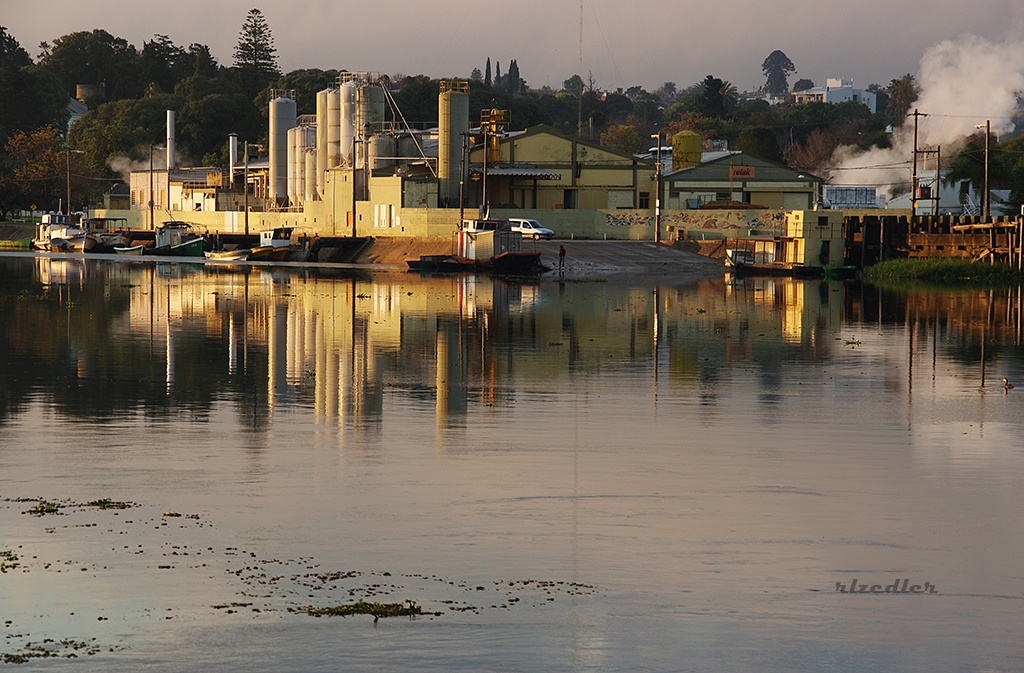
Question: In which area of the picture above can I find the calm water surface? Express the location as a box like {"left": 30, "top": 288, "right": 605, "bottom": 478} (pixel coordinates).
{"left": 1, "top": 254, "right": 1022, "bottom": 672}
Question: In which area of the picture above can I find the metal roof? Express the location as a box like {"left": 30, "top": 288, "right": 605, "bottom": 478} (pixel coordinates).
{"left": 470, "top": 165, "right": 562, "bottom": 179}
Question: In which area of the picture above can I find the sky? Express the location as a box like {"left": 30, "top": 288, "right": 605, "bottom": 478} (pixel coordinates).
{"left": 4, "top": 0, "right": 1024, "bottom": 95}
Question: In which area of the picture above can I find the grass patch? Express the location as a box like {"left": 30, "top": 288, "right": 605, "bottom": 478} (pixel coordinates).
{"left": 862, "top": 258, "right": 1022, "bottom": 287}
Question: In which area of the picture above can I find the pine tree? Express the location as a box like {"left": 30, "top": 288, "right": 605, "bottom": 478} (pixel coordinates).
{"left": 234, "top": 8, "right": 280, "bottom": 78}
{"left": 484, "top": 58, "right": 491, "bottom": 87}
{"left": 495, "top": 61, "right": 502, "bottom": 90}
{"left": 508, "top": 59, "right": 520, "bottom": 95}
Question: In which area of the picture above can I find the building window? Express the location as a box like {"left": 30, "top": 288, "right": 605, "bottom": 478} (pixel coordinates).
{"left": 639, "top": 192, "right": 650, "bottom": 209}
{"left": 563, "top": 190, "right": 576, "bottom": 210}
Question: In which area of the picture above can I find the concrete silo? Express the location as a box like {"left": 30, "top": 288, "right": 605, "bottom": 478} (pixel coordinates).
{"left": 355, "top": 83, "right": 385, "bottom": 170}
{"left": 438, "top": 80, "right": 469, "bottom": 207}
{"left": 269, "top": 92, "right": 297, "bottom": 205}
{"left": 315, "top": 89, "right": 329, "bottom": 197}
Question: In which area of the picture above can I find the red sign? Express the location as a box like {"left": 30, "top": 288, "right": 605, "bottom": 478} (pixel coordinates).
{"left": 729, "top": 165, "right": 755, "bottom": 179}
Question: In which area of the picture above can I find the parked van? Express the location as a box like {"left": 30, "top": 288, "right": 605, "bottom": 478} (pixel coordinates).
{"left": 507, "top": 218, "right": 555, "bottom": 240}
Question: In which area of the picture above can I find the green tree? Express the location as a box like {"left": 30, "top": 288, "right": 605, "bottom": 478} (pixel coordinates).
{"left": 484, "top": 58, "right": 491, "bottom": 87}
{"left": 735, "top": 126, "right": 782, "bottom": 162}
{"left": 695, "top": 75, "right": 735, "bottom": 118}
{"left": 886, "top": 74, "right": 918, "bottom": 126}
{"left": 233, "top": 8, "right": 280, "bottom": 96}
{"left": 140, "top": 34, "right": 190, "bottom": 94}
{"left": 0, "top": 64, "right": 70, "bottom": 146}
{"left": 792, "top": 78, "right": 814, "bottom": 92}
{"left": 1, "top": 26, "right": 31, "bottom": 67}
{"left": 40, "top": 29, "right": 142, "bottom": 100}
{"left": 562, "top": 74, "right": 583, "bottom": 97}
{"left": 762, "top": 50, "right": 795, "bottom": 95}
{"left": 5, "top": 125, "right": 65, "bottom": 211}
{"left": 600, "top": 124, "right": 642, "bottom": 155}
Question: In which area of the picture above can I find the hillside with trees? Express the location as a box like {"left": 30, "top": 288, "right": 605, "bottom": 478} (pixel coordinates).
{"left": 2, "top": 17, "right": 1023, "bottom": 218}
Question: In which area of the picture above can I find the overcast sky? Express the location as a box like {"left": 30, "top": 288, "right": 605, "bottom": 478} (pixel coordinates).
{"left": 5, "top": 0, "right": 1024, "bottom": 95}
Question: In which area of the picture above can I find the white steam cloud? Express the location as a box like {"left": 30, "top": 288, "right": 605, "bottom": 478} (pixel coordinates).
{"left": 829, "top": 34, "right": 1024, "bottom": 196}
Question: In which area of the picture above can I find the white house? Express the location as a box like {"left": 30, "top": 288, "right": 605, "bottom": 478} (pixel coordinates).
{"left": 792, "top": 78, "right": 878, "bottom": 114}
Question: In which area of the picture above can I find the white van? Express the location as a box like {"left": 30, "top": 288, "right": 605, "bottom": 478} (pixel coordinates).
{"left": 507, "top": 218, "right": 555, "bottom": 240}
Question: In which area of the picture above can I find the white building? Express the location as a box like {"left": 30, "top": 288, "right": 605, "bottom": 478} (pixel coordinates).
{"left": 792, "top": 78, "right": 878, "bottom": 114}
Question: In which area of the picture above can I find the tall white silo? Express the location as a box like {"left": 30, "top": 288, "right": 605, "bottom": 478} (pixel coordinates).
{"left": 269, "top": 95, "right": 297, "bottom": 204}
{"left": 339, "top": 82, "right": 356, "bottom": 167}
{"left": 297, "top": 125, "right": 316, "bottom": 204}
{"left": 287, "top": 126, "right": 299, "bottom": 206}
{"left": 355, "top": 84, "right": 385, "bottom": 169}
{"left": 305, "top": 148, "right": 318, "bottom": 202}
{"left": 316, "top": 89, "right": 329, "bottom": 197}
{"left": 327, "top": 88, "right": 341, "bottom": 168}
{"left": 166, "top": 110, "right": 176, "bottom": 171}
{"left": 438, "top": 81, "right": 469, "bottom": 206}
{"left": 228, "top": 133, "right": 238, "bottom": 188}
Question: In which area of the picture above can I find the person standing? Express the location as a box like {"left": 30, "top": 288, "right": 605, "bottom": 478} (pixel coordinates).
{"left": 558, "top": 244, "right": 566, "bottom": 274}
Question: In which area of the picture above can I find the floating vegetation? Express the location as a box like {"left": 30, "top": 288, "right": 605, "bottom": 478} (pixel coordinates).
{"left": 293, "top": 599, "right": 437, "bottom": 622}
{"left": 2, "top": 638, "right": 105, "bottom": 664}
{"left": 25, "top": 501, "right": 62, "bottom": 516}
{"left": 87, "top": 499, "right": 135, "bottom": 510}
{"left": 0, "top": 549, "right": 19, "bottom": 573}
{"left": 862, "top": 259, "right": 1022, "bottom": 287}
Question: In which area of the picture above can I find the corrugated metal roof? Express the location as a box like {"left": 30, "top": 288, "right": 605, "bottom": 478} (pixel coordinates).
{"left": 471, "top": 166, "right": 562, "bottom": 179}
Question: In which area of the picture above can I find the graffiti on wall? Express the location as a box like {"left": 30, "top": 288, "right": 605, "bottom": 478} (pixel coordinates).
{"left": 603, "top": 210, "right": 786, "bottom": 236}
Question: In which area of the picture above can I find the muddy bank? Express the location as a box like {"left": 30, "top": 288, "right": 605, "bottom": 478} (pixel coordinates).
{"left": 357, "top": 237, "right": 724, "bottom": 284}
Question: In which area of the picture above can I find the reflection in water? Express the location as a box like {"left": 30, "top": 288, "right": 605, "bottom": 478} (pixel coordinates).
{"left": 1, "top": 256, "right": 1023, "bottom": 672}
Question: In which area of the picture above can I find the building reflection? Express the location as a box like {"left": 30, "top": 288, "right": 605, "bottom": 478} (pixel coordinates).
{"left": 2, "top": 256, "right": 1021, "bottom": 440}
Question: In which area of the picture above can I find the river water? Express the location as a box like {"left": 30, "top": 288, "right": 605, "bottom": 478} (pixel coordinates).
{"left": 1, "top": 254, "right": 1022, "bottom": 672}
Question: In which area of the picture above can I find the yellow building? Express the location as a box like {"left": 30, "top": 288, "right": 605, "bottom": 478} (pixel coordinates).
{"left": 466, "top": 125, "right": 657, "bottom": 211}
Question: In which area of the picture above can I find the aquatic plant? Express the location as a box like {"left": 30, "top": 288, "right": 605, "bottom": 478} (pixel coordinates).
{"left": 862, "top": 259, "right": 1022, "bottom": 287}
{"left": 296, "top": 599, "right": 435, "bottom": 622}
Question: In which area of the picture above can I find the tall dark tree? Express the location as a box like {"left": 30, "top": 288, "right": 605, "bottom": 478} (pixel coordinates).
{"left": 1, "top": 26, "right": 31, "bottom": 67}
{"left": 141, "top": 34, "right": 189, "bottom": 94}
{"left": 695, "top": 75, "right": 734, "bottom": 118}
{"left": 233, "top": 8, "right": 280, "bottom": 96}
{"left": 508, "top": 59, "right": 520, "bottom": 96}
{"left": 484, "top": 58, "right": 491, "bottom": 87}
{"left": 39, "top": 29, "right": 142, "bottom": 100}
{"left": 735, "top": 126, "right": 782, "bottom": 162}
{"left": 886, "top": 74, "right": 918, "bottom": 126}
{"left": 762, "top": 50, "right": 796, "bottom": 95}
{"left": 495, "top": 61, "right": 502, "bottom": 90}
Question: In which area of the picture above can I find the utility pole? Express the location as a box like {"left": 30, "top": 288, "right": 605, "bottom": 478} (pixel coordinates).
{"left": 909, "top": 109, "right": 927, "bottom": 215}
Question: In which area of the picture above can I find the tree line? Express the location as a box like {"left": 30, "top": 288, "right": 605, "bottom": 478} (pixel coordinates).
{"left": 2, "top": 13, "right": 1023, "bottom": 218}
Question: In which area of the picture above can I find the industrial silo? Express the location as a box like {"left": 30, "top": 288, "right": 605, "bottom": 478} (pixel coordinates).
{"left": 438, "top": 80, "right": 469, "bottom": 206}
{"left": 327, "top": 88, "right": 341, "bottom": 169}
{"left": 339, "top": 81, "right": 356, "bottom": 166}
{"left": 368, "top": 134, "right": 396, "bottom": 172}
{"left": 672, "top": 130, "right": 702, "bottom": 170}
{"left": 305, "top": 149, "right": 318, "bottom": 202}
{"left": 287, "top": 126, "right": 300, "bottom": 206}
{"left": 355, "top": 83, "right": 385, "bottom": 169}
{"left": 298, "top": 125, "right": 316, "bottom": 203}
{"left": 269, "top": 93, "right": 297, "bottom": 204}
{"left": 316, "top": 89, "right": 329, "bottom": 197}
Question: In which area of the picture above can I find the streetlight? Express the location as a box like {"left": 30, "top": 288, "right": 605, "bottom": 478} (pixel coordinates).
{"left": 65, "top": 147, "right": 84, "bottom": 217}
{"left": 976, "top": 120, "right": 990, "bottom": 219}
{"left": 651, "top": 132, "right": 662, "bottom": 243}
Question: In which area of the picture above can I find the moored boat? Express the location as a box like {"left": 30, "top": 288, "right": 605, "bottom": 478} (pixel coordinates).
{"left": 144, "top": 221, "right": 204, "bottom": 257}
{"left": 32, "top": 214, "right": 87, "bottom": 252}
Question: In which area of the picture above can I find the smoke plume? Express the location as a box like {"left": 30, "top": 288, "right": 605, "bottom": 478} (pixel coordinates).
{"left": 829, "top": 34, "right": 1024, "bottom": 196}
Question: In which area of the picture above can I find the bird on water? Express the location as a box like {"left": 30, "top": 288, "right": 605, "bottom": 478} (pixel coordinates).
{"left": 1003, "top": 377, "right": 1014, "bottom": 390}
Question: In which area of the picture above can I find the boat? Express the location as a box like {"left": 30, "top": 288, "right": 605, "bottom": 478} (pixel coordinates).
{"left": 144, "top": 221, "right": 205, "bottom": 257}
{"left": 252, "top": 227, "right": 314, "bottom": 262}
{"left": 32, "top": 214, "right": 87, "bottom": 252}
{"left": 408, "top": 219, "right": 542, "bottom": 275}
{"left": 82, "top": 217, "right": 130, "bottom": 253}
{"left": 113, "top": 244, "right": 145, "bottom": 256}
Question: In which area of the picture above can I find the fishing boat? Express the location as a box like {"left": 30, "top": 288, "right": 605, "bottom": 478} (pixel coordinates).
{"left": 32, "top": 214, "right": 87, "bottom": 252}
{"left": 145, "top": 221, "right": 205, "bottom": 257}
{"left": 205, "top": 247, "right": 252, "bottom": 261}
{"left": 250, "top": 227, "right": 313, "bottom": 262}
{"left": 82, "top": 217, "right": 130, "bottom": 253}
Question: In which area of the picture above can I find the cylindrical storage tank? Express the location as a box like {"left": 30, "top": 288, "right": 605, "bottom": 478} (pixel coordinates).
{"left": 339, "top": 82, "right": 356, "bottom": 166}
{"left": 287, "top": 126, "right": 298, "bottom": 206}
{"left": 298, "top": 125, "right": 316, "bottom": 204}
{"left": 368, "top": 134, "right": 395, "bottom": 172}
{"left": 305, "top": 149, "right": 318, "bottom": 202}
{"left": 438, "top": 83, "right": 470, "bottom": 206}
{"left": 672, "top": 130, "right": 702, "bottom": 170}
{"left": 269, "top": 96, "right": 297, "bottom": 204}
{"left": 355, "top": 84, "right": 385, "bottom": 169}
{"left": 316, "top": 89, "right": 329, "bottom": 197}
{"left": 327, "top": 88, "right": 341, "bottom": 169}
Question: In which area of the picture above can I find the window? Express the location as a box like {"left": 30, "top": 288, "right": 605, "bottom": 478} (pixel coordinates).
{"left": 639, "top": 192, "right": 650, "bottom": 209}
{"left": 562, "top": 190, "right": 577, "bottom": 210}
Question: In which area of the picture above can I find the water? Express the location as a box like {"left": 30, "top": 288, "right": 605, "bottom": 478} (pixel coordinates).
{"left": 1, "top": 255, "right": 1022, "bottom": 672}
